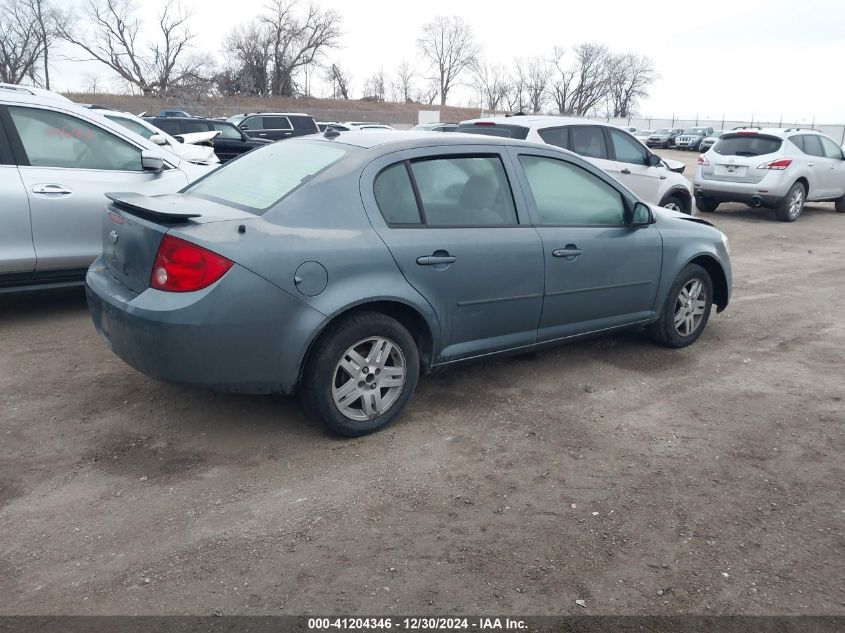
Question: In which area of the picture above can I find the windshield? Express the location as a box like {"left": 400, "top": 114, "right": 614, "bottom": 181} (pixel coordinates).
{"left": 227, "top": 114, "right": 246, "bottom": 125}
{"left": 210, "top": 122, "right": 242, "bottom": 139}
{"left": 186, "top": 140, "right": 353, "bottom": 214}
{"left": 105, "top": 115, "right": 157, "bottom": 140}
{"left": 713, "top": 134, "right": 782, "bottom": 157}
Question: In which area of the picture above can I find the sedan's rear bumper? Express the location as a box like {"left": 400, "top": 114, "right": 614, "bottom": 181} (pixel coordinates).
{"left": 86, "top": 257, "right": 326, "bottom": 394}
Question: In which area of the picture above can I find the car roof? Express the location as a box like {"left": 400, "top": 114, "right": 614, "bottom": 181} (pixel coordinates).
{"left": 725, "top": 127, "right": 824, "bottom": 138}
{"left": 0, "top": 83, "right": 73, "bottom": 104}
{"left": 237, "top": 112, "right": 312, "bottom": 117}
{"left": 459, "top": 114, "right": 590, "bottom": 129}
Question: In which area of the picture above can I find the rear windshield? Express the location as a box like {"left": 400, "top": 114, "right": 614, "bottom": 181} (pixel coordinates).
{"left": 455, "top": 123, "right": 529, "bottom": 139}
{"left": 713, "top": 134, "right": 782, "bottom": 157}
{"left": 186, "top": 140, "right": 352, "bottom": 214}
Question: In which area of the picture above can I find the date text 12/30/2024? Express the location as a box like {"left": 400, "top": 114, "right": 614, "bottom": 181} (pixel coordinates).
{"left": 308, "top": 617, "right": 528, "bottom": 630}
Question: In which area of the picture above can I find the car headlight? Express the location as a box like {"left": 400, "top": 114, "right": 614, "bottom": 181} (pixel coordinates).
{"left": 720, "top": 231, "right": 730, "bottom": 255}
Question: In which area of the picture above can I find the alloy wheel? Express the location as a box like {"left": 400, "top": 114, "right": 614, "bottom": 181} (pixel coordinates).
{"left": 788, "top": 187, "right": 804, "bottom": 217}
{"left": 332, "top": 337, "right": 406, "bottom": 421}
{"left": 673, "top": 279, "right": 707, "bottom": 337}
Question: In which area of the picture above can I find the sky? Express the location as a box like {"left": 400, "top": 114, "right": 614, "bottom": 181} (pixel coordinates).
{"left": 48, "top": 0, "right": 845, "bottom": 123}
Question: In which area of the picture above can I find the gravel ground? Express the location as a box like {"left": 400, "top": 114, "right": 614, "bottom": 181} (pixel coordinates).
{"left": 1, "top": 149, "right": 843, "bottom": 615}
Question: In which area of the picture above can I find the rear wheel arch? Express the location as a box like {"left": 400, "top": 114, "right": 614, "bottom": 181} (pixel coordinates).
{"left": 795, "top": 176, "right": 810, "bottom": 198}
{"left": 689, "top": 255, "right": 728, "bottom": 312}
{"left": 297, "top": 299, "right": 436, "bottom": 390}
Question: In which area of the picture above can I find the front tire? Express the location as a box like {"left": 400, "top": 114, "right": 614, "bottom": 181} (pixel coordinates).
{"left": 661, "top": 194, "right": 690, "bottom": 214}
{"left": 835, "top": 194, "right": 845, "bottom": 213}
{"left": 300, "top": 312, "right": 420, "bottom": 437}
{"left": 775, "top": 182, "right": 806, "bottom": 222}
{"left": 648, "top": 264, "right": 714, "bottom": 348}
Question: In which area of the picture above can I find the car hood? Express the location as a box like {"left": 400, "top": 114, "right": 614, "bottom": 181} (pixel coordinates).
{"left": 653, "top": 206, "right": 714, "bottom": 227}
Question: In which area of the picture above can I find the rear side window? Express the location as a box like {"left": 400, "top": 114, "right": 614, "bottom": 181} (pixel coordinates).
{"left": 713, "top": 134, "right": 782, "bottom": 156}
{"left": 182, "top": 120, "right": 213, "bottom": 134}
{"left": 241, "top": 116, "right": 263, "bottom": 130}
{"left": 519, "top": 155, "right": 624, "bottom": 226}
{"left": 9, "top": 106, "right": 143, "bottom": 171}
{"left": 289, "top": 115, "right": 318, "bottom": 132}
{"left": 263, "top": 116, "right": 292, "bottom": 130}
{"left": 800, "top": 135, "right": 823, "bottom": 157}
{"left": 210, "top": 122, "right": 242, "bottom": 139}
{"left": 789, "top": 135, "right": 804, "bottom": 152}
{"left": 538, "top": 127, "right": 568, "bottom": 149}
{"left": 374, "top": 163, "right": 421, "bottom": 225}
{"left": 187, "top": 140, "right": 350, "bottom": 214}
{"left": 569, "top": 126, "right": 609, "bottom": 159}
{"left": 411, "top": 156, "right": 517, "bottom": 226}
{"left": 454, "top": 123, "right": 529, "bottom": 139}
{"left": 151, "top": 118, "right": 180, "bottom": 135}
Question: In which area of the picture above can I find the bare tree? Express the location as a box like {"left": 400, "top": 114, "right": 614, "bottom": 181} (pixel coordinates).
{"left": 471, "top": 57, "right": 508, "bottom": 112}
{"left": 0, "top": 0, "right": 48, "bottom": 84}
{"left": 505, "top": 59, "right": 528, "bottom": 113}
{"left": 391, "top": 60, "right": 416, "bottom": 103}
{"left": 549, "top": 42, "right": 614, "bottom": 116}
{"left": 261, "top": 0, "right": 341, "bottom": 97}
{"left": 607, "top": 52, "right": 656, "bottom": 117}
{"left": 362, "top": 67, "right": 385, "bottom": 101}
{"left": 218, "top": 21, "right": 273, "bottom": 95}
{"left": 413, "top": 77, "right": 440, "bottom": 105}
{"left": 549, "top": 46, "right": 576, "bottom": 115}
{"left": 56, "top": 0, "right": 199, "bottom": 96}
{"left": 417, "top": 15, "right": 478, "bottom": 106}
{"left": 29, "top": 0, "right": 54, "bottom": 88}
{"left": 524, "top": 56, "right": 551, "bottom": 113}
{"left": 324, "top": 62, "right": 350, "bottom": 99}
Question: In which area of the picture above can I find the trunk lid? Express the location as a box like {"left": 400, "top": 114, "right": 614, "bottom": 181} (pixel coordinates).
{"left": 101, "top": 193, "right": 254, "bottom": 294}
{"left": 701, "top": 133, "right": 783, "bottom": 184}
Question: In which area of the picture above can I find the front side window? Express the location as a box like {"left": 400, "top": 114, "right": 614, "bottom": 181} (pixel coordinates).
{"left": 819, "top": 136, "right": 843, "bottom": 160}
{"left": 569, "top": 126, "right": 609, "bottom": 159}
{"left": 211, "top": 122, "right": 242, "bottom": 139}
{"left": 104, "top": 115, "right": 156, "bottom": 140}
{"left": 10, "top": 106, "right": 143, "bottom": 171}
{"left": 410, "top": 156, "right": 517, "bottom": 226}
{"left": 519, "top": 155, "right": 625, "bottom": 226}
{"left": 187, "top": 140, "right": 350, "bottom": 214}
{"left": 240, "top": 116, "right": 264, "bottom": 130}
{"left": 609, "top": 129, "right": 648, "bottom": 165}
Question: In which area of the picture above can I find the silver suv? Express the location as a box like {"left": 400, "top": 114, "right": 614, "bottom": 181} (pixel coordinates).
{"left": 0, "top": 83, "right": 214, "bottom": 292}
{"left": 458, "top": 116, "right": 694, "bottom": 213}
{"left": 694, "top": 128, "right": 845, "bottom": 221}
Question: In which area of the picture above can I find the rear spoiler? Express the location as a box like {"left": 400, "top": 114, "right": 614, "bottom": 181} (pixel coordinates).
{"left": 105, "top": 192, "right": 200, "bottom": 221}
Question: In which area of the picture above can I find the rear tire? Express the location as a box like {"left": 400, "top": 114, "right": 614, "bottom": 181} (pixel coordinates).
{"left": 300, "top": 312, "right": 420, "bottom": 437}
{"left": 648, "top": 264, "right": 714, "bottom": 348}
{"left": 697, "top": 196, "right": 719, "bottom": 213}
{"left": 775, "top": 182, "right": 806, "bottom": 222}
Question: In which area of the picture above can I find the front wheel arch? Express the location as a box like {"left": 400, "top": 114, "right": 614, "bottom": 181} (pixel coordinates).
{"left": 688, "top": 255, "right": 729, "bottom": 312}
{"left": 659, "top": 188, "right": 693, "bottom": 214}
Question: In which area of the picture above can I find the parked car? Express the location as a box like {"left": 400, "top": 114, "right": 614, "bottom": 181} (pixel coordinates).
{"left": 411, "top": 122, "right": 458, "bottom": 132}
{"left": 0, "top": 83, "right": 215, "bottom": 292}
{"left": 699, "top": 130, "right": 724, "bottom": 152}
{"left": 675, "top": 127, "right": 714, "bottom": 151}
{"left": 694, "top": 128, "right": 845, "bottom": 221}
{"left": 86, "top": 131, "right": 731, "bottom": 436}
{"left": 647, "top": 128, "right": 684, "bottom": 149}
{"left": 146, "top": 116, "right": 271, "bottom": 162}
{"left": 344, "top": 122, "right": 395, "bottom": 131}
{"left": 100, "top": 110, "right": 219, "bottom": 165}
{"left": 456, "top": 116, "right": 694, "bottom": 213}
{"left": 318, "top": 122, "right": 351, "bottom": 132}
{"left": 159, "top": 109, "right": 191, "bottom": 118}
{"left": 227, "top": 112, "right": 319, "bottom": 141}
{"left": 633, "top": 129, "right": 654, "bottom": 144}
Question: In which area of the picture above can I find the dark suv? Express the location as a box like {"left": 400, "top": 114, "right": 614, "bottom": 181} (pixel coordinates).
{"left": 145, "top": 117, "right": 271, "bottom": 162}
{"left": 227, "top": 112, "right": 319, "bottom": 141}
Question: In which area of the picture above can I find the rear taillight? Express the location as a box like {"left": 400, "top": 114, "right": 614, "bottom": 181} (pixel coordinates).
{"left": 757, "top": 158, "right": 792, "bottom": 170}
{"left": 698, "top": 154, "right": 710, "bottom": 166}
{"left": 150, "top": 234, "right": 232, "bottom": 292}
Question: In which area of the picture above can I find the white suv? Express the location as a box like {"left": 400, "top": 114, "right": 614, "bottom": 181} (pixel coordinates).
{"left": 694, "top": 127, "right": 845, "bottom": 221}
{"left": 0, "top": 83, "right": 215, "bottom": 292}
{"left": 457, "top": 116, "right": 694, "bottom": 214}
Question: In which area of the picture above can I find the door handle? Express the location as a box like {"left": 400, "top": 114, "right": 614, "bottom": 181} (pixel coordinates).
{"left": 417, "top": 253, "right": 456, "bottom": 266}
{"left": 32, "top": 184, "right": 72, "bottom": 195}
{"left": 808, "top": 162, "right": 814, "bottom": 167}
{"left": 552, "top": 245, "right": 583, "bottom": 260}
{"left": 620, "top": 168, "right": 632, "bottom": 175}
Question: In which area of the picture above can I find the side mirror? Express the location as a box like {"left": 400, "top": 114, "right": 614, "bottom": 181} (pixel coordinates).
{"left": 149, "top": 134, "right": 167, "bottom": 146}
{"left": 627, "top": 201, "right": 653, "bottom": 226}
{"left": 172, "top": 135, "right": 186, "bottom": 144}
{"left": 240, "top": 124, "right": 249, "bottom": 130}
{"left": 648, "top": 153, "right": 661, "bottom": 167}
{"left": 141, "top": 150, "right": 164, "bottom": 172}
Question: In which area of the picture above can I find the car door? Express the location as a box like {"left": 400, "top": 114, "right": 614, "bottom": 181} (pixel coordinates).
{"left": 509, "top": 149, "right": 663, "bottom": 342}
{"left": 209, "top": 122, "right": 246, "bottom": 162}
{"left": 604, "top": 128, "right": 663, "bottom": 204}
{"left": 361, "top": 148, "right": 545, "bottom": 361}
{"left": 800, "top": 135, "right": 832, "bottom": 198}
{"left": 818, "top": 136, "right": 845, "bottom": 198}
{"left": 3, "top": 105, "right": 189, "bottom": 272}
{"left": 0, "top": 117, "right": 35, "bottom": 276}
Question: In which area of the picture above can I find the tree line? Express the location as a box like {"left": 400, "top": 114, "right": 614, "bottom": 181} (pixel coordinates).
{"left": 0, "top": 0, "right": 657, "bottom": 116}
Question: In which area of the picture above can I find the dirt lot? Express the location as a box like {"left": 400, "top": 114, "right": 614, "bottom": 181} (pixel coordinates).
{"left": 1, "top": 149, "right": 843, "bottom": 616}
